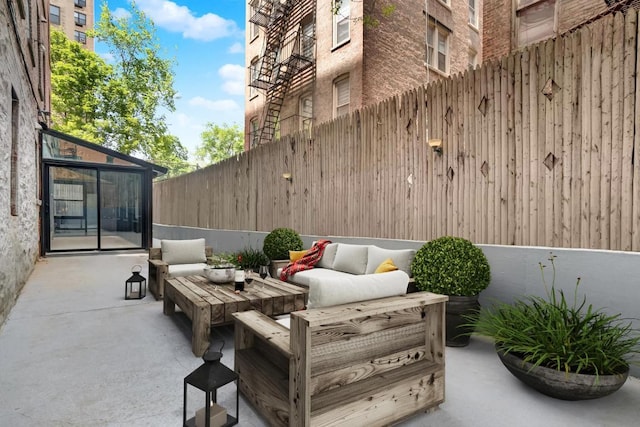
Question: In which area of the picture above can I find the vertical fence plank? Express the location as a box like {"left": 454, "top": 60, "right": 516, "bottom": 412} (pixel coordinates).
{"left": 152, "top": 14, "right": 638, "bottom": 255}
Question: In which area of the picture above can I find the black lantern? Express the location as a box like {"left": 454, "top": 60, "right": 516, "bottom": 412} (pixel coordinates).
{"left": 183, "top": 348, "right": 239, "bottom": 427}
{"left": 125, "top": 265, "right": 146, "bottom": 300}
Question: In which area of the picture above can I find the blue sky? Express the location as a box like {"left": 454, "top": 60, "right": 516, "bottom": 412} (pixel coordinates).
{"left": 96, "top": 0, "right": 246, "bottom": 159}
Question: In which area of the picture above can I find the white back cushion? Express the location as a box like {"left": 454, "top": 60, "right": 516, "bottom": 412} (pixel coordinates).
{"left": 161, "top": 238, "right": 206, "bottom": 265}
{"left": 365, "top": 246, "right": 417, "bottom": 275}
{"left": 331, "top": 244, "right": 369, "bottom": 275}
{"left": 307, "top": 270, "right": 409, "bottom": 308}
{"left": 317, "top": 243, "right": 339, "bottom": 269}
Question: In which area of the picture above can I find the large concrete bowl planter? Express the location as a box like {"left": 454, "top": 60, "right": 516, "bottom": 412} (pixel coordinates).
{"left": 497, "top": 349, "right": 629, "bottom": 400}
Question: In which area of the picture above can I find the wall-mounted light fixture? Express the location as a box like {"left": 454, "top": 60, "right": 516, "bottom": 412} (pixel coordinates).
{"left": 282, "top": 172, "right": 292, "bottom": 182}
{"left": 428, "top": 139, "right": 443, "bottom": 155}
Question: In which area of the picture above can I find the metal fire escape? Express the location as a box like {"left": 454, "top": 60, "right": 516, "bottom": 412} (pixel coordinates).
{"left": 249, "top": 0, "right": 314, "bottom": 146}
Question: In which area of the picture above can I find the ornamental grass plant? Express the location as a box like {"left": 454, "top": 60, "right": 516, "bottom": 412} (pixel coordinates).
{"left": 473, "top": 254, "right": 640, "bottom": 376}
{"left": 235, "top": 247, "right": 270, "bottom": 269}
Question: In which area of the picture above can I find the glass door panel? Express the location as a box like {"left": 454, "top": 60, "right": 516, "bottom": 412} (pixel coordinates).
{"left": 49, "top": 166, "right": 98, "bottom": 250}
{"left": 99, "top": 171, "right": 142, "bottom": 249}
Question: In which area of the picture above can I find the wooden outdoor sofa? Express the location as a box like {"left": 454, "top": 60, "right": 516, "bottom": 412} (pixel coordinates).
{"left": 232, "top": 291, "right": 447, "bottom": 426}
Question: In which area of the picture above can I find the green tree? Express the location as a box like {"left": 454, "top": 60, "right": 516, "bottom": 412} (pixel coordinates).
{"left": 49, "top": 2, "right": 191, "bottom": 177}
{"left": 50, "top": 29, "right": 112, "bottom": 143}
{"left": 149, "top": 135, "right": 196, "bottom": 179}
{"left": 195, "top": 123, "right": 244, "bottom": 165}
{"left": 91, "top": 1, "right": 178, "bottom": 157}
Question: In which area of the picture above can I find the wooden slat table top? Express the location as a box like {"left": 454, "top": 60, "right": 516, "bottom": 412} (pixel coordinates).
{"left": 165, "top": 274, "right": 308, "bottom": 326}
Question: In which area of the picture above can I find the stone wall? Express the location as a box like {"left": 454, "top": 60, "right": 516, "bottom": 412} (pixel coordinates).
{"left": 0, "top": 2, "right": 47, "bottom": 327}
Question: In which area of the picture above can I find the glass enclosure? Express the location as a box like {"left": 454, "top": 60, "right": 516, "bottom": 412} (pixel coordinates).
{"left": 41, "top": 130, "right": 162, "bottom": 253}
{"left": 46, "top": 166, "right": 143, "bottom": 251}
{"left": 49, "top": 166, "right": 98, "bottom": 250}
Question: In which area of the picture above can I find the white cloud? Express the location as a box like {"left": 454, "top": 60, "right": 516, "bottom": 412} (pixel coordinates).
{"left": 218, "top": 64, "right": 244, "bottom": 95}
{"left": 99, "top": 52, "right": 115, "bottom": 63}
{"left": 136, "top": 0, "right": 239, "bottom": 42}
{"left": 188, "top": 97, "right": 240, "bottom": 111}
{"left": 228, "top": 42, "right": 243, "bottom": 54}
{"left": 112, "top": 8, "right": 131, "bottom": 20}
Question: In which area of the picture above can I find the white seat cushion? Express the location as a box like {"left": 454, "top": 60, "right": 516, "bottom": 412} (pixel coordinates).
{"left": 365, "top": 246, "right": 417, "bottom": 275}
{"left": 307, "top": 270, "right": 409, "bottom": 309}
{"left": 161, "top": 239, "right": 207, "bottom": 265}
{"left": 286, "top": 267, "right": 355, "bottom": 287}
{"left": 167, "top": 263, "right": 208, "bottom": 278}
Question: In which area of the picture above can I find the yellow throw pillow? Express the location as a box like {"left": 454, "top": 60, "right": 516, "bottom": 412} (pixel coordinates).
{"left": 289, "top": 250, "right": 308, "bottom": 262}
{"left": 375, "top": 258, "right": 398, "bottom": 273}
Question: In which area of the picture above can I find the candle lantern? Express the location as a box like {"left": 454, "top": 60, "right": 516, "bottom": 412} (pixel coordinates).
{"left": 183, "top": 348, "right": 238, "bottom": 427}
{"left": 125, "top": 265, "right": 146, "bottom": 300}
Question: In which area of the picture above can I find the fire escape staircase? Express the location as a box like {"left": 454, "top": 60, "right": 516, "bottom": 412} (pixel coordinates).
{"left": 249, "top": 0, "right": 314, "bottom": 146}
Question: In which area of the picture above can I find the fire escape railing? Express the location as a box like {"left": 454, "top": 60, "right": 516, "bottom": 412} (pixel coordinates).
{"left": 248, "top": 0, "right": 315, "bottom": 147}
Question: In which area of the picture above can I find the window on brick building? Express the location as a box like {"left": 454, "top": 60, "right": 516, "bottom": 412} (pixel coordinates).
{"left": 468, "top": 49, "right": 478, "bottom": 69}
{"left": 334, "top": 74, "right": 350, "bottom": 118}
{"left": 74, "top": 11, "right": 86, "bottom": 26}
{"left": 11, "top": 88, "right": 19, "bottom": 216}
{"left": 249, "top": 0, "right": 259, "bottom": 40}
{"left": 469, "top": 0, "right": 478, "bottom": 28}
{"left": 74, "top": 30, "right": 87, "bottom": 44}
{"left": 249, "top": 57, "right": 259, "bottom": 98}
{"left": 301, "top": 16, "right": 315, "bottom": 59}
{"left": 299, "top": 93, "right": 313, "bottom": 131}
{"left": 516, "top": 0, "right": 556, "bottom": 47}
{"left": 50, "top": 5, "right": 60, "bottom": 25}
{"left": 250, "top": 118, "right": 259, "bottom": 147}
{"left": 75, "top": 0, "right": 86, "bottom": 8}
{"left": 333, "top": 0, "right": 350, "bottom": 47}
{"left": 426, "top": 22, "right": 449, "bottom": 74}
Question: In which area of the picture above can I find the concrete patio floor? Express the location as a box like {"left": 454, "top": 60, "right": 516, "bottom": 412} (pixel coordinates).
{"left": 1, "top": 252, "right": 639, "bottom": 427}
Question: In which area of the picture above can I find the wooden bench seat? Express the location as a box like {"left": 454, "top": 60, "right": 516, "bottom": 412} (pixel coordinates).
{"left": 233, "top": 292, "right": 447, "bottom": 426}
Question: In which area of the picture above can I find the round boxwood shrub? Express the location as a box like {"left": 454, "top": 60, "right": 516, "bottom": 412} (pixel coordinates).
{"left": 262, "top": 228, "right": 303, "bottom": 261}
{"left": 411, "top": 236, "right": 490, "bottom": 296}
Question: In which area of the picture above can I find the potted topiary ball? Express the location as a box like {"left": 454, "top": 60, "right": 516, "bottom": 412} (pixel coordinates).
{"left": 262, "top": 228, "right": 303, "bottom": 277}
{"left": 411, "top": 236, "right": 491, "bottom": 347}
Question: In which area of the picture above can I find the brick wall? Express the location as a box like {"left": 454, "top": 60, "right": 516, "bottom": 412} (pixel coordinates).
{"left": 0, "top": 2, "right": 47, "bottom": 326}
{"left": 483, "top": 0, "right": 512, "bottom": 61}
{"left": 483, "top": 0, "right": 616, "bottom": 62}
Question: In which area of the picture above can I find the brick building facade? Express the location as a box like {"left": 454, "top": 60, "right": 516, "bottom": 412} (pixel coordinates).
{"left": 483, "top": 0, "right": 639, "bottom": 61}
{"left": 0, "top": 1, "right": 51, "bottom": 325}
{"left": 49, "top": 0, "right": 95, "bottom": 50}
{"left": 245, "top": 0, "right": 483, "bottom": 149}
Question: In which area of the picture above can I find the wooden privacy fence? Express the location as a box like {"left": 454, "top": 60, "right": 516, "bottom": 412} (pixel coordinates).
{"left": 154, "top": 11, "right": 640, "bottom": 251}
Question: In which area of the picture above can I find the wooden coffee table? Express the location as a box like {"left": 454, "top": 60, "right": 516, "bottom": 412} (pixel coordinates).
{"left": 163, "top": 273, "right": 307, "bottom": 356}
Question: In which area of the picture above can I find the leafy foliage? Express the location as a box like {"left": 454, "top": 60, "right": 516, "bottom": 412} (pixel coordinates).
{"left": 50, "top": 29, "right": 113, "bottom": 143}
{"left": 411, "top": 236, "right": 490, "bottom": 296}
{"left": 195, "top": 123, "right": 244, "bottom": 165}
{"left": 50, "top": 2, "right": 190, "bottom": 177}
{"left": 207, "top": 253, "right": 238, "bottom": 268}
{"left": 472, "top": 255, "right": 640, "bottom": 376}
{"left": 262, "top": 228, "right": 303, "bottom": 261}
{"left": 235, "top": 247, "right": 270, "bottom": 269}
{"left": 91, "top": 1, "right": 178, "bottom": 156}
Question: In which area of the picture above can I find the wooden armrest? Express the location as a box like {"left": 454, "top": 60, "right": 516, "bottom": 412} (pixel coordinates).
{"left": 148, "top": 258, "right": 168, "bottom": 268}
{"left": 233, "top": 310, "right": 291, "bottom": 357}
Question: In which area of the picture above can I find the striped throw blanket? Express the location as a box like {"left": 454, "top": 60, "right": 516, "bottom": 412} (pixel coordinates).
{"left": 280, "top": 239, "right": 331, "bottom": 281}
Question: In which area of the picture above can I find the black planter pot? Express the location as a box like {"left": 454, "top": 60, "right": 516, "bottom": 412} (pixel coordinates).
{"left": 446, "top": 295, "right": 480, "bottom": 347}
{"left": 497, "top": 349, "right": 629, "bottom": 400}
